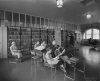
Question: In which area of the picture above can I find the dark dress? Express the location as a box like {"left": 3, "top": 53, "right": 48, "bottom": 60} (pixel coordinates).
{"left": 69, "top": 35, "right": 74, "bottom": 46}
{"left": 59, "top": 47, "right": 71, "bottom": 73}
{"left": 51, "top": 45, "right": 57, "bottom": 58}
{"left": 88, "top": 38, "right": 92, "bottom": 45}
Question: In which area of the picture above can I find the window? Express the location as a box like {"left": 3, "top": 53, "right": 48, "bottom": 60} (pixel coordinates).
{"left": 83, "top": 29, "right": 99, "bottom": 39}
{"left": 0, "top": 10, "right": 4, "bottom": 20}
{"left": 86, "top": 29, "right": 92, "bottom": 34}
{"left": 93, "top": 29, "right": 99, "bottom": 39}
{"left": 86, "top": 34, "right": 91, "bottom": 39}
{"left": 93, "top": 29, "right": 99, "bottom": 34}
{"left": 83, "top": 33, "right": 85, "bottom": 39}
{"left": 93, "top": 35, "right": 99, "bottom": 39}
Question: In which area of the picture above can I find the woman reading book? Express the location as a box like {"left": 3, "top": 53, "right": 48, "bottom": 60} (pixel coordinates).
{"left": 10, "top": 41, "right": 23, "bottom": 62}
{"left": 45, "top": 47, "right": 66, "bottom": 72}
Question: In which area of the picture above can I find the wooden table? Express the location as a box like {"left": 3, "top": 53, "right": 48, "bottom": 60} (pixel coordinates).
{"left": 61, "top": 56, "right": 79, "bottom": 64}
{"left": 60, "top": 56, "right": 82, "bottom": 81}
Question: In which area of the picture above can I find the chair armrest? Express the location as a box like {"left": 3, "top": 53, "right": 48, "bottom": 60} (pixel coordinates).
{"left": 30, "top": 51, "right": 35, "bottom": 55}
{"left": 70, "top": 57, "right": 79, "bottom": 62}
{"left": 69, "top": 53, "right": 73, "bottom": 57}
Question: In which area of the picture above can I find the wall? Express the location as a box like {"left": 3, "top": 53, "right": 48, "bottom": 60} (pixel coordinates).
{"left": 81, "top": 22, "right": 100, "bottom": 33}
{"left": 55, "top": 30, "right": 61, "bottom": 46}
{"left": 1, "top": 0, "right": 100, "bottom": 24}
{"left": 0, "top": 27, "right": 2, "bottom": 58}
{"left": 81, "top": 22, "right": 100, "bottom": 45}
{"left": 2, "top": 26, "right": 7, "bottom": 58}
{"left": 0, "top": 25, "right": 7, "bottom": 59}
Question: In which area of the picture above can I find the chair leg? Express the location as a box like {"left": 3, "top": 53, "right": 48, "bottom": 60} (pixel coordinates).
{"left": 51, "top": 65, "right": 56, "bottom": 75}
{"left": 31, "top": 58, "right": 35, "bottom": 65}
{"left": 32, "top": 58, "right": 40, "bottom": 68}
{"left": 9, "top": 57, "right": 18, "bottom": 63}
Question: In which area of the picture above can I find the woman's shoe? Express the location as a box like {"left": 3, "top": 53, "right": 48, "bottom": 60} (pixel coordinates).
{"left": 18, "top": 58, "right": 21, "bottom": 62}
{"left": 64, "top": 71, "right": 70, "bottom": 75}
{"left": 18, "top": 58, "right": 23, "bottom": 62}
{"left": 60, "top": 66, "right": 66, "bottom": 73}
{"left": 21, "top": 59, "right": 23, "bottom": 62}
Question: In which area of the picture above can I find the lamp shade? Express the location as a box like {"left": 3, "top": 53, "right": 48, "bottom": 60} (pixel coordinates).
{"left": 86, "top": 14, "right": 91, "bottom": 19}
{"left": 56, "top": 0, "right": 63, "bottom": 8}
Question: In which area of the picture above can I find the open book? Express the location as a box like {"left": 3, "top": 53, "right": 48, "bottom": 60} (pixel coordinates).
{"left": 56, "top": 49, "right": 65, "bottom": 58}
{"left": 35, "top": 46, "right": 45, "bottom": 51}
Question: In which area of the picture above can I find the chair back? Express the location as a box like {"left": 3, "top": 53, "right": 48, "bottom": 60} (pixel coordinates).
{"left": 8, "top": 49, "right": 12, "bottom": 58}
{"left": 43, "top": 53, "right": 47, "bottom": 63}
{"left": 10, "top": 46, "right": 18, "bottom": 58}
{"left": 31, "top": 50, "right": 36, "bottom": 55}
{"left": 10, "top": 47, "right": 14, "bottom": 56}
{"left": 55, "top": 49, "right": 60, "bottom": 56}
{"left": 9, "top": 49, "right": 18, "bottom": 58}
{"left": 67, "top": 53, "right": 73, "bottom": 58}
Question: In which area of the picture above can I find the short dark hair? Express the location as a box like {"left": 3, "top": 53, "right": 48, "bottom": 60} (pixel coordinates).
{"left": 46, "top": 47, "right": 52, "bottom": 51}
{"left": 56, "top": 45, "right": 60, "bottom": 49}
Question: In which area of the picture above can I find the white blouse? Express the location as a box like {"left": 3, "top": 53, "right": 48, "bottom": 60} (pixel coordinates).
{"left": 45, "top": 52, "right": 59, "bottom": 65}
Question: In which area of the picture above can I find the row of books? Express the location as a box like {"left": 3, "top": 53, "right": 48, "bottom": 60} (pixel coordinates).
{"left": 61, "top": 30, "right": 68, "bottom": 47}
{"left": 8, "top": 36, "right": 20, "bottom": 39}
{"left": 8, "top": 32, "right": 20, "bottom": 35}
{"left": 8, "top": 26, "right": 55, "bottom": 56}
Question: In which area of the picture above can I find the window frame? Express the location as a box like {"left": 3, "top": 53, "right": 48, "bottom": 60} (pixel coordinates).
{"left": 83, "top": 28, "right": 100, "bottom": 39}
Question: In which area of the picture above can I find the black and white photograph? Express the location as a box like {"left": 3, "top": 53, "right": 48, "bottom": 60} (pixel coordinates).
{"left": 0, "top": 0, "right": 100, "bottom": 81}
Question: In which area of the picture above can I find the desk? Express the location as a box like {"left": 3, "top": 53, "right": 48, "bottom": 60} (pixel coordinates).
{"left": 35, "top": 46, "right": 45, "bottom": 51}
{"left": 61, "top": 56, "right": 85, "bottom": 81}
{"left": 61, "top": 56, "right": 79, "bottom": 64}
{"left": 31, "top": 46, "right": 46, "bottom": 63}
{"left": 31, "top": 49, "right": 42, "bottom": 56}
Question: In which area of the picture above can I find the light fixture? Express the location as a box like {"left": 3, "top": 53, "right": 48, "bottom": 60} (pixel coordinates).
{"left": 86, "top": 13, "right": 91, "bottom": 19}
{"left": 56, "top": 0, "right": 63, "bottom": 8}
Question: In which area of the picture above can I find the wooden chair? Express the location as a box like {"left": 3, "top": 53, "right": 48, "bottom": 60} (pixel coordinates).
{"left": 9, "top": 48, "right": 23, "bottom": 63}
{"left": 9, "top": 50, "right": 19, "bottom": 63}
{"left": 31, "top": 50, "right": 42, "bottom": 67}
{"left": 43, "top": 53, "right": 57, "bottom": 75}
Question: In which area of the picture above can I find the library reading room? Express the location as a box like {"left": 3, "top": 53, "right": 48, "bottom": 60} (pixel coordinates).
{"left": 0, "top": 0, "right": 100, "bottom": 81}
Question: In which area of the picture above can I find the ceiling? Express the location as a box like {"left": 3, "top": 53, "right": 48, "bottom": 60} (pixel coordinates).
{"left": 0, "top": 0, "right": 100, "bottom": 25}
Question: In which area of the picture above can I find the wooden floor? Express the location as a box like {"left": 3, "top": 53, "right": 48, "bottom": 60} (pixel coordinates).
{"left": 79, "top": 46, "right": 100, "bottom": 81}
{"left": 0, "top": 46, "right": 99, "bottom": 81}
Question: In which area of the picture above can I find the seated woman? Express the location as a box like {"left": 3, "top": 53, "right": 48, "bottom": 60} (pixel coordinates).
{"left": 55, "top": 46, "right": 72, "bottom": 64}
{"left": 41, "top": 41, "right": 47, "bottom": 53}
{"left": 50, "top": 40, "right": 58, "bottom": 58}
{"left": 32, "top": 41, "right": 42, "bottom": 56}
{"left": 10, "top": 41, "right": 23, "bottom": 62}
{"left": 33, "top": 41, "right": 47, "bottom": 60}
{"left": 34, "top": 41, "right": 40, "bottom": 49}
{"left": 54, "top": 45, "right": 61, "bottom": 56}
{"left": 41, "top": 41, "right": 47, "bottom": 47}
{"left": 45, "top": 47, "right": 66, "bottom": 72}
{"left": 35, "top": 41, "right": 46, "bottom": 51}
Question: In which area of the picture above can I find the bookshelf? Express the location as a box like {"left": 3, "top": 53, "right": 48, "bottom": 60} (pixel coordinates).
{"left": 40, "top": 18, "right": 48, "bottom": 43}
{"left": 7, "top": 26, "right": 32, "bottom": 56}
{"left": 21, "top": 27, "right": 31, "bottom": 55}
{"left": 7, "top": 26, "right": 20, "bottom": 57}
{"left": 40, "top": 28, "right": 47, "bottom": 43}
{"left": 61, "top": 30, "right": 68, "bottom": 47}
{"left": 47, "top": 29, "right": 55, "bottom": 44}
{"left": 31, "top": 28, "right": 40, "bottom": 49}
